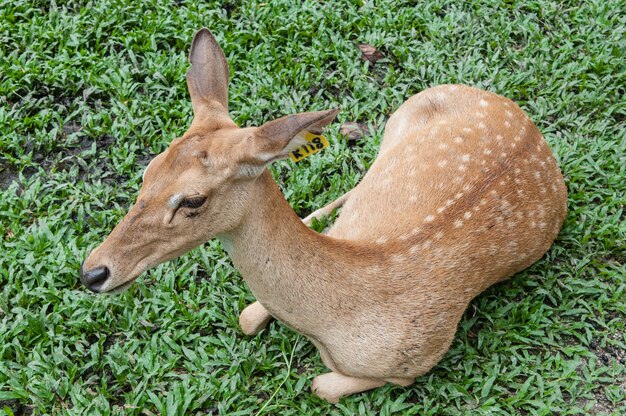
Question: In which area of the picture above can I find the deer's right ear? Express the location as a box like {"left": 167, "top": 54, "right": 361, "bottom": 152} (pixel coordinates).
{"left": 186, "top": 28, "right": 229, "bottom": 117}
{"left": 235, "top": 109, "right": 339, "bottom": 178}
{"left": 251, "top": 109, "right": 339, "bottom": 162}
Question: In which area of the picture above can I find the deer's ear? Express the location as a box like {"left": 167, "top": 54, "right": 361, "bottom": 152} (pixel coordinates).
{"left": 186, "top": 28, "right": 229, "bottom": 116}
{"left": 251, "top": 109, "right": 339, "bottom": 164}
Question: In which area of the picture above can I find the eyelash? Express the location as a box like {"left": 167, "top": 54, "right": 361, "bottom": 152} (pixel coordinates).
{"left": 179, "top": 196, "right": 207, "bottom": 210}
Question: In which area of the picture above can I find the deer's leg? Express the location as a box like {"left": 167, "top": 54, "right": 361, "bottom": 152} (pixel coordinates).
{"left": 239, "top": 301, "right": 272, "bottom": 336}
{"left": 302, "top": 190, "right": 353, "bottom": 227}
{"left": 385, "top": 377, "right": 414, "bottom": 387}
{"left": 310, "top": 338, "right": 338, "bottom": 372}
{"left": 311, "top": 372, "right": 385, "bottom": 403}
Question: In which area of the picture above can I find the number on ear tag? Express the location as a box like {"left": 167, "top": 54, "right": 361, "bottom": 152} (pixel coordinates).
{"left": 289, "top": 132, "right": 330, "bottom": 162}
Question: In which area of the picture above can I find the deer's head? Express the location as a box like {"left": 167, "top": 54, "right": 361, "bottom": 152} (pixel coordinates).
{"left": 80, "top": 29, "right": 337, "bottom": 293}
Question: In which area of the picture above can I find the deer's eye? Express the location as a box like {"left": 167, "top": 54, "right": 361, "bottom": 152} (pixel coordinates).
{"left": 180, "top": 196, "right": 207, "bottom": 209}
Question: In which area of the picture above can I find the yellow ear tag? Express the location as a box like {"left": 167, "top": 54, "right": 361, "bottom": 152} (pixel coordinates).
{"left": 289, "top": 132, "right": 330, "bottom": 162}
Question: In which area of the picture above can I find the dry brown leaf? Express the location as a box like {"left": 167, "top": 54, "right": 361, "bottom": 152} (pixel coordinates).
{"left": 340, "top": 122, "right": 371, "bottom": 145}
{"left": 358, "top": 44, "right": 385, "bottom": 64}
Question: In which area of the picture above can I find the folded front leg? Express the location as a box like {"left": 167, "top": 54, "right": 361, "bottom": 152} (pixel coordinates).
{"left": 239, "top": 301, "right": 272, "bottom": 336}
{"left": 311, "top": 372, "right": 385, "bottom": 403}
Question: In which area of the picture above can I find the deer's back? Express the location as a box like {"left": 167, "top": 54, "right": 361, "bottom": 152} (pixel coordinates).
{"left": 329, "top": 85, "right": 567, "bottom": 285}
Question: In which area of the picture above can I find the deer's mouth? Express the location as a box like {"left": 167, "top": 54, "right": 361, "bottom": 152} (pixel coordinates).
{"left": 103, "top": 280, "right": 135, "bottom": 294}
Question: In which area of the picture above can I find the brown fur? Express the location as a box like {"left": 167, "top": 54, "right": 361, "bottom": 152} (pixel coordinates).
{"left": 81, "top": 29, "right": 567, "bottom": 403}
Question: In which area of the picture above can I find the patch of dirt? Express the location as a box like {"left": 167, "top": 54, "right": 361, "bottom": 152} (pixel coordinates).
{"left": 1, "top": 126, "right": 146, "bottom": 191}
{"left": 0, "top": 159, "right": 19, "bottom": 190}
{"left": 102, "top": 333, "right": 122, "bottom": 353}
{"left": 589, "top": 331, "right": 626, "bottom": 366}
{"left": 601, "top": 253, "right": 626, "bottom": 269}
{"left": 579, "top": 387, "right": 623, "bottom": 415}
{"left": 222, "top": 0, "right": 239, "bottom": 17}
{"left": 194, "top": 268, "right": 210, "bottom": 286}
{"left": 0, "top": 399, "right": 34, "bottom": 415}
{"left": 569, "top": 329, "right": 626, "bottom": 413}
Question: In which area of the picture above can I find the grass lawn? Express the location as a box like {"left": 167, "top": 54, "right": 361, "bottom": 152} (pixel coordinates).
{"left": 1, "top": 0, "right": 625, "bottom": 414}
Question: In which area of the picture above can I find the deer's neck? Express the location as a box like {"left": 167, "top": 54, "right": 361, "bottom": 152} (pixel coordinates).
{"left": 218, "top": 171, "right": 369, "bottom": 330}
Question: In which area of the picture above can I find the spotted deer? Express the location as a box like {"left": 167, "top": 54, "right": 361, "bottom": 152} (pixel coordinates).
{"left": 80, "top": 28, "right": 568, "bottom": 403}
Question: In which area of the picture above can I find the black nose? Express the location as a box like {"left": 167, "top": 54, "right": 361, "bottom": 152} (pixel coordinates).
{"left": 80, "top": 264, "right": 110, "bottom": 293}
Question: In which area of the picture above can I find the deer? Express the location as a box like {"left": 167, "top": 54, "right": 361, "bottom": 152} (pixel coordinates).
{"left": 79, "top": 28, "right": 568, "bottom": 403}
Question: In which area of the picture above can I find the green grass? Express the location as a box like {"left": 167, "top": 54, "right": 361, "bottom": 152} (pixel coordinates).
{"left": 1, "top": 0, "right": 625, "bottom": 414}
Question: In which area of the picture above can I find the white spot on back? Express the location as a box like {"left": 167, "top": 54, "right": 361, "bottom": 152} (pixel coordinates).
{"left": 391, "top": 254, "right": 404, "bottom": 263}
{"left": 479, "top": 99, "right": 489, "bottom": 107}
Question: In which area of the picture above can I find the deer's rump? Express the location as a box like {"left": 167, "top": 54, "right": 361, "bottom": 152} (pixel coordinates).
{"left": 328, "top": 85, "right": 567, "bottom": 283}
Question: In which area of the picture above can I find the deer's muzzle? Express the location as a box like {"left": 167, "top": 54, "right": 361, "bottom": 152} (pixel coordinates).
{"left": 79, "top": 264, "right": 110, "bottom": 293}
